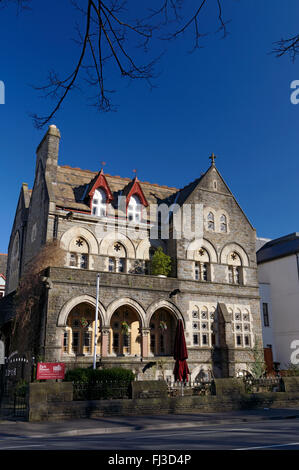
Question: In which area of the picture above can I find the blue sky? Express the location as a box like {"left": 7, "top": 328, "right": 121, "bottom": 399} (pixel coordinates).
{"left": 0, "top": 0, "right": 299, "bottom": 253}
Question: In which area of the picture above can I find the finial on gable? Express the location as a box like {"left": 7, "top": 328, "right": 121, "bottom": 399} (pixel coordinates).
{"left": 209, "top": 152, "right": 217, "bottom": 166}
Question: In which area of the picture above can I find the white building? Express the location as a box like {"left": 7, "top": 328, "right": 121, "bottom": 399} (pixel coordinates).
{"left": 0, "top": 275, "right": 5, "bottom": 298}
{"left": 257, "top": 233, "right": 299, "bottom": 370}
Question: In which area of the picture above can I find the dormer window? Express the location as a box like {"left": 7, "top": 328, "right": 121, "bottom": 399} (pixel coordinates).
{"left": 92, "top": 188, "right": 107, "bottom": 217}
{"left": 127, "top": 195, "right": 142, "bottom": 222}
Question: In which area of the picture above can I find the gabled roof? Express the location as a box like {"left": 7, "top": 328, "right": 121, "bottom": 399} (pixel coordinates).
{"left": 122, "top": 177, "right": 149, "bottom": 207}
{"left": 87, "top": 169, "right": 113, "bottom": 203}
{"left": 257, "top": 233, "right": 299, "bottom": 264}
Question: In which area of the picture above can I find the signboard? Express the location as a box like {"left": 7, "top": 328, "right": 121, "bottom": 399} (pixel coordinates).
{"left": 36, "top": 362, "right": 65, "bottom": 380}
{"left": 0, "top": 340, "right": 4, "bottom": 365}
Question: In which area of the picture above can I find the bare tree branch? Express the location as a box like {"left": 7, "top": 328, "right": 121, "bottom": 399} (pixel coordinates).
{"left": 272, "top": 34, "right": 299, "bottom": 62}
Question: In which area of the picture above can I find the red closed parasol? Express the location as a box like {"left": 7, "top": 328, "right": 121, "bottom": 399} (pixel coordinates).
{"left": 173, "top": 319, "right": 190, "bottom": 382}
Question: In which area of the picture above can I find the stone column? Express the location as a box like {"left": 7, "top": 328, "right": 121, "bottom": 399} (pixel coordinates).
{"left": 101, "top": 327, "right": 110, "bottom": 357}
{"left": 140, "top": 328, "right": 151, "bottom": 358}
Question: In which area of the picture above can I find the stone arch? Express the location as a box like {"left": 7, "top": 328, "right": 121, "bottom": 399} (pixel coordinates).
{"left": 136, "top": 239, "right": 166, "bottom": 260}
{"left": 220, "top": 242, "right": 249, "bottom": 267}
{"left": 60, "top": 226, "right": 99, "bottom": 254}
{"left": 186, "top": 238, "right": 218, "bottom": 263}
{"left": 146, "top": 300, "right": 185, "bottom": 328}
{"left": 190, "top": 364, "right": 212, "bottom": 381}
{"left": 99, "top": 232, "right": 135, "bottom": 258}
{"left": 106, "top": 297, "right": 146, "bottom": 327}
{"left": 57, "top": 294, "right": 106, "bottom": 327}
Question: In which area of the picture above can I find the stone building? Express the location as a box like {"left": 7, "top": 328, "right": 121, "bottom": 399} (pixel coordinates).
{"left": 1, "top": 125, "right": 263, "bottom": 380}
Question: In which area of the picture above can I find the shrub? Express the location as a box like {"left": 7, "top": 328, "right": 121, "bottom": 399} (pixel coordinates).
{"left": 150, "top": 246, "right": 172, "bottom": 277}
{"left": 64, "top": 367, "right": 135, "bottom": 384}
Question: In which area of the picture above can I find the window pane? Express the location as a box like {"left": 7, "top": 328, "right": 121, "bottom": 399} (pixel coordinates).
{"left": 70, "top": 253, "right": 77, "bottom": 267}
{"left": 79, "top": 254, "right": 88, "bottom": 269}
{"left": 109, "top": 258, "right": 115, "bottom": 272}
{"left": 263, "top": 303, "right": 270, "bottom": 327}
{"left": 193, "top": 334, "right": 199, "bottom": 345}
{"left": 63, "top": 332, "right": 68, "bottom": 352}
{"left": 72, "top": 332, "right": 79, "bottom": 353}
{"left": 116, "top": 258, "right": 125, "bottom": 273}
{"left": 83, "top": 332, "right": 92, "bottom": 354}
{"left": 202, "top": 263, "right": 208, "bottom": 281}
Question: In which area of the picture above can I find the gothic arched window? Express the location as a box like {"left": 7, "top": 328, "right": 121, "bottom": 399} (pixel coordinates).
{"left": 69, "top": 237, "right": 89, "bottom": 269}
{"left": 228, "top": 252, "right": 243, "bottom": 285}
{"left": 207, "top": 212, "right": 215, "bottom": 231}
{"left": 220, "top": 214, "right": 227, "bottom": 233}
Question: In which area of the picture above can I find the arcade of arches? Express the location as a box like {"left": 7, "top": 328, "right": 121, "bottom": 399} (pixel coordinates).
{"left": 61, "top": 303, "right": 179, "bottom": 359}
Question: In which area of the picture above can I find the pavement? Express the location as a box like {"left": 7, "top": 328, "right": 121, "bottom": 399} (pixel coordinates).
{"left": 1, "top": 408, "right": 299, "bottom": 439}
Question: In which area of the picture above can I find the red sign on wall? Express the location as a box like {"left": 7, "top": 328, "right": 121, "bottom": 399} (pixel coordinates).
{"left": 36, "top": 362, "right": 65, "bottom": 380}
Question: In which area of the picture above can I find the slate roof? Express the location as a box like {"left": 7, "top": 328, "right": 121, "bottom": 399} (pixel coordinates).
{"left": 55, "top": 165, "right": 179, "bottom": 212}
{"left": 256, "top": 233, "right": 299, "bottom": 264}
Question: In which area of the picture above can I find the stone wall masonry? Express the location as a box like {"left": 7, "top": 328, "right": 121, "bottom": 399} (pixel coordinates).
{"left": 28, "top": 383, "right": 299, "bottom": 422}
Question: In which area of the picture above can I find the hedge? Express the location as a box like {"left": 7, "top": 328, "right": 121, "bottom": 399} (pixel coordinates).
{"left": 64, "top": 367, "right": 135, "bottom": 384}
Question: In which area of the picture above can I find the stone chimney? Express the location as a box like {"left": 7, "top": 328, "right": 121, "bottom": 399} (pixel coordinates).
{"left": 35, "top": 124, "right": 61, "bottom": 181}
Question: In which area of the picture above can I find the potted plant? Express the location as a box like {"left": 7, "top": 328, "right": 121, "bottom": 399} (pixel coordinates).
{"left": 150, "top": 246, "right": 172, "bottom": 278}
{"left": 121, "top": 321, "right": 129, "bottom": 335}
{"left": 80, "top": 317, "right": 90, "bottom": 328}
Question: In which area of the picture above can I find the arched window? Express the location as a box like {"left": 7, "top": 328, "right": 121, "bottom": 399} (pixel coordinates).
{"left": 108, "top": 242, "right": 127, "bottom": 273}
{"left": 207, "top": 212, "right": 215, "bottom": 231}
{"left": 109, "top": 307, "right": 141, "bottom": 356}
{"left": 149, "top": 309, "right": 176, "bottom": 356}
{"left": 220, "top": 214, "right": 227, "bottom": 232}
{"left": 69, "top": 237, "right": 89, "bottom": 269}
{"left": 92, "top": 188, "right": 107, "bottom": 217}
{"left": 228, "top": 252, "right": 243, "bottom": 285}
{"left": 63, "top": 305, "right": 95, "bottom": 356}
{"left": 194, "top": 248, "right": 211, "bottom": 281}
{"left": 128, "top": 195, "right": 142, "bottom": 222}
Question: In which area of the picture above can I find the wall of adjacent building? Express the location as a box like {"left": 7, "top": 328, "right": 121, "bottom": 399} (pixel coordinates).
{"left": 258, "top": 255, "right": 299, "bottom": 368}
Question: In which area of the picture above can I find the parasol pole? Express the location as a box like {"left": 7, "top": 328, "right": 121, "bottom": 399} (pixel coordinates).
{"left": 93, "top": 273, "right": 100, "bottom": 370}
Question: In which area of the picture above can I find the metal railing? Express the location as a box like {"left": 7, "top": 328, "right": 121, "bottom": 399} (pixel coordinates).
{"left": 72, "top": 380, "right": 132, "bottom": 401}
{"left": 166, "top": 379, "right": 215, "bottom": 397}
{"left": 243, "top": 377, "right": 284, "bottom": 393}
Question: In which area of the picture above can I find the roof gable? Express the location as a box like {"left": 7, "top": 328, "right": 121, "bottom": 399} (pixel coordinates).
{"left": 87, "top": 169, "right": 113, "bottom": 203}
{"left": 123, "top": 177, "right": 149, "bottom": 207}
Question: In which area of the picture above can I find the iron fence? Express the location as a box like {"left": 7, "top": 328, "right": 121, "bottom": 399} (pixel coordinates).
{"left": 72, "top": 380, "right": 132, "bottom": 401}
{"left": 167, "top": 379, "right": 215, "bottom": 397}
{"left": 0, "top": 355, "right": 34, "bottom": 419}
{"left": 243, "top": 377, "right": 284, "bottom": 393}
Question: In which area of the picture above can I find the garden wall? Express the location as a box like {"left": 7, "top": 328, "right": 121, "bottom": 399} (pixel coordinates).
{"left": 27, "top": 377, "right": 299, "bottom": 422}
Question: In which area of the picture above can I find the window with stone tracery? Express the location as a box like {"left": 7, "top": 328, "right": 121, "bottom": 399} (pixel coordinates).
{"left": 232, "top": 309, "right": 252, "bottom": 348}
{"left": 228, "top": 252, "right": 243, "bottom": 285}
{"left": 108, "top": 242, "right": 127, "bottom": 273}
{"left": 69, "top": 237, "right": 89, "bottom": 269}
{"left": 194, "top": 248, "right": 211, "bottom": 282}
{"left": 192, "top": 306, "right": 218, "bottom": 347}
